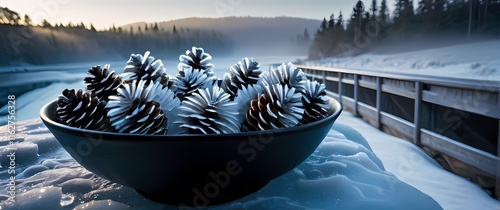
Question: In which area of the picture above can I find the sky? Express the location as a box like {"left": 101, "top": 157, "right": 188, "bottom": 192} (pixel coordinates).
{"left": 1, "top": 0, "right": 396, "bottom": 29}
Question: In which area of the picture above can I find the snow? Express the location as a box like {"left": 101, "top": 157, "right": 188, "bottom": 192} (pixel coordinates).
{"left": 304, "top": 40, "right": 500, "bottom": 81}
{"left": 0, "top": 114, "right": 498, "bottom": 209}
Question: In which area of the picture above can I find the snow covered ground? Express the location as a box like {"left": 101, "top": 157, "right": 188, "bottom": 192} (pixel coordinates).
{"left": 304, "top": 40, "right": 500, "bottom": 81}
{"left": 0, "top": 112, "right": 498, "bottom": 209}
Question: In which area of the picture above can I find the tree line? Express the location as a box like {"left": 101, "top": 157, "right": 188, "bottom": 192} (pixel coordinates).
{"left": 0, "top": 7, "right": 234, "bottom": 66}
{"left": 309, "top": 0, "right": 500, "bottom": 59}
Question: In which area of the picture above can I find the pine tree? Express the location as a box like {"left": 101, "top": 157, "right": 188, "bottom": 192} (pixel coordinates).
{"left": 90, "top": 23, "right": 96, "bottom": 31}
{"left": 319, "top": 18, "right": 328, "bottom": 33}
{"left": 379, "top": 0, "right": 389, "bottom": 24}
{"left": 23, "top": 14, "right": 32, "bottom": 26}
{"left": 336, "top": 11, "right": 345, "bottom": 30}
{"left": 350, "top": 0, "right": 365, "bottom": 37}
{"left": 417, "top": 0, "right": 429, "bottom": 14}
{"left": 41, "top": 19, "right": 51, "bottom": 27}
{"left": 145, "top": 23, "right": 149, "bottom": 31}
{"left": 370, "top": 0, "right": 378, "bottom": 19}
{"left": 173, "top": 25, "right": 178, "bottom": 34}
{"left": 153, "top": 23, "right": 159, "bottom": 31}
{"left": 328, "top": 13, "right": 335, "bottom": 29}
{"left": 303, "top": 28, "right": 310, "bottom": 41}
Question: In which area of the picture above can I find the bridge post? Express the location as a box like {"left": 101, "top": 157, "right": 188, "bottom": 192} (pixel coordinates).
{"left": 375, "top": 77, "right": 381, "bottom": 129}
{"left": 496, "top": 92, "right": 500, "bottom": 200}
{"left": 322, "top": 71, "right": 326, "bottom": 86}
{"left": 414, "top": 82, "right": 422, "bottom": 146}
{"left": 354, "top": 74, "right": 359, "bottom": 116}
{"left": 338, "top": 73, "right": 343, "bottom": 105}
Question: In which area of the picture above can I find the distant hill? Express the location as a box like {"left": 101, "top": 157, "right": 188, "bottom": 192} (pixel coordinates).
{"left": 123, "top": 17, "right": 321, "bottom": 57}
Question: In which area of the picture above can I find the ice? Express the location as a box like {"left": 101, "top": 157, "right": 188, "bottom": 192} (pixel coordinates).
{"left": 73, "top": 200, "right": 131, "bottom": 210}
{"left": 1, "top": 186, "right": 63, "bottom": 210}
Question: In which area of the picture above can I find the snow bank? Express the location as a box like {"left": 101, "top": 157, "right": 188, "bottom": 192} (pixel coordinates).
{"left": 305, "top": 40, "right": 500, "bottom": 81}
{"left": 0, "top": 118, "right": 443, "bottom": 209}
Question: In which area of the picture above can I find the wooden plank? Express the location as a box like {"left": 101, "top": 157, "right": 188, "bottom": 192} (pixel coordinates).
{"left": 381, "top": 84, "right": 416, "bottom": 99}
{"left": 342, "top": 79, "right": 355, "bottom": 85}
{"left": 295, "top": 64, "right": 500, "bottom": 90}
{"left": 421, "top": 129, "right": 497, "bottom": 176}
{"left": 342, "top": 96, "right": 356, "bottom": 110}
{"left": 358, "top": 102, "right": 378, "bottom": 121}
{"left": 359, "top": 80, "right": 377, "bottom": 90}
{"left": 380, "top": 112, "right": 415, "bottom": 138}
{"left": 422, "top": 88, "right": 500, "bottom": 119}
{"left": 325, "top": 76, "right": 340, "bottom": 82}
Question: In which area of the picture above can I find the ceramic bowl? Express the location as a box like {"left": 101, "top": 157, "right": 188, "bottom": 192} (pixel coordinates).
{"left": 40, "top": 98, "right": 342, "bottom": 207}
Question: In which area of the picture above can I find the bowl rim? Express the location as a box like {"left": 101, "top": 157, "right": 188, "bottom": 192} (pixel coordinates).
{"left": 40, "top": 97, "right": 342, "bottom": 141}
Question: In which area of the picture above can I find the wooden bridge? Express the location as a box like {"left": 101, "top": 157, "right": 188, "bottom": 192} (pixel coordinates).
{"left": 290, "top": 64, "right": 500, "bottom": 199}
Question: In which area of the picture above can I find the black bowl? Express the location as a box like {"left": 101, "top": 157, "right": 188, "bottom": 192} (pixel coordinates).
{"left": 40, "top": 98, "right": 342, "bottom": 207}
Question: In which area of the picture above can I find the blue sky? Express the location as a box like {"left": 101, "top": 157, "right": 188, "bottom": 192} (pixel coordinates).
{"left": 2, "top": 0, "right": 396, "bottom": 29}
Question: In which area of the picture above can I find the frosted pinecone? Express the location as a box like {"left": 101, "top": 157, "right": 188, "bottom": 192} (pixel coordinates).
{"left": 122, "top": 51, "right": 168, "bottom": 86}
{"left": 178, "top": 46, "right": 215, "bottom": 77}
{"left": 56, "top": 89, "right": 113, "bottom": 131}
{"left": 106, "top": 80, "right": 180, "bottom": 134}
{"left": 235, "top": 84, "right": 263, "bottom": 127}
{"left": 175, "top": 85, "right": 240, "bottom": 134}
{"left": 84, "top": 64, "right": 122, "bottom": 101}
{"left": 259, "top": 62, "right": 306, "bottom": 93}
{"left": 174, "top": 66, "right": 215, "bottom": 100}
{"left": 221, "top": 57, "right": 262, "bottom": 99}
{"left": 300, "top": 80, "right": 330, "bottom": 124}
{"left": 243, "top": 83, "right": 304, "bottom": 131}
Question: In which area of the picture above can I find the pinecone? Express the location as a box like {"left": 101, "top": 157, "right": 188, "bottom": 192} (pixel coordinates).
{"left": 221, "top": 57, "right": 262, "bottom": 99}
{"left": 106, "top": 80, "right": 180, "bottom": 134}
{"left": 84, "top": 64, "right": 122, "bottom": 101}
{"left": 243, "top": 84, "right": 304, "bottom": 131}
{"left": 174, "top": 66, "right": 215, "bottom": 100}
{"left": 235, "top": 84, "right": 263, "bottom": 127}
{"left": 56, "top": 89, "right": 113, "bottom": 131}
{"left": 122, "top": 51, "right": 167, "bottom": 85}
{"left": 300, "top": 80, "right": 330, "bottom": 124}
{"left": 259, "top": 62, "right": 306, "bottom": 93}
{"left": 175, "top": 85, "right": 240, "bottom": 134}
{"left": 178, "top": 46, "right": 215, "bottom": 77}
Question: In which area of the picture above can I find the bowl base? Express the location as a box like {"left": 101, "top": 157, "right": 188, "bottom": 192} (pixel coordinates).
{"left": 136, "top": 180, "right": 269, "bottom": 207}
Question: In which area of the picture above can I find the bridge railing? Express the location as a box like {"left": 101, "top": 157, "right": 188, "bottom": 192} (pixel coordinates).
{"left": 293, "top": 64, "right": 500, "bottom": 199}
